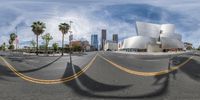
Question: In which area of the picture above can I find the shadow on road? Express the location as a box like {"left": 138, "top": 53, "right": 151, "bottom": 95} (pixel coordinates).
{"left": 0, "top": 64, "right": 16, "bottom": 77}
{"left": 63, "top": 63, "right": 131, "bottom": 92}
{"left": 62, "top": 62, "right": 172, "bottom": 99}
{"left": 18, "top": 56, "right": 62, "bottom": 73}
{"left": 0, "top": 56, "right": 62, "bottom": 78}
{"left": 179, "top": 57, "right": 200, "bottom": 81}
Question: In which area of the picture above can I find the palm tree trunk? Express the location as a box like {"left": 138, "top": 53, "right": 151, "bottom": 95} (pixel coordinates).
{"left": 46, "top": 40, "right": 48, "bottom": 55}
{"left": 62, "top": 34, "right": 64, "bottom": 56}
{"left": 36, "top": 35, "right": 38, "bottom": 55}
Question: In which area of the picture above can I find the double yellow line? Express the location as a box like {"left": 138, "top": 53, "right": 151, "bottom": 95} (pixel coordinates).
{"left": 98, "top": 54, "right": 193, "bottom": 76}
{"left": 0, "top": 54, "right": 97, "bottom": 84}
{"left": 0, "top": 53, "right": 193, "bottom": 84}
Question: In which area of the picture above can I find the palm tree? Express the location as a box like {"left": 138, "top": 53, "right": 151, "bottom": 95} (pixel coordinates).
{"left": 8, "top": 33, "right": 17, "bottom": 50}
{"left": 42, "top": 33, "right": 53, "bottom": 54}
{"left": 31, "top": 21, "right": 46, "bottom": 55}
{"left": 58, "top": 23, "right": 70, "bottom": 56}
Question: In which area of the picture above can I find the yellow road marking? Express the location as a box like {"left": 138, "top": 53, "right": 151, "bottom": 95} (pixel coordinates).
{"left": 98, "top": 54, "right": 193, "bottom": 76}
{"left": 0, "top": 54, "right": 97, "bottom": 84}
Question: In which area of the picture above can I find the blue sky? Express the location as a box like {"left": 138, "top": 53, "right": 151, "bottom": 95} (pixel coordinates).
{"left": 0, "top": 0, "right": 199, "bottom": 47}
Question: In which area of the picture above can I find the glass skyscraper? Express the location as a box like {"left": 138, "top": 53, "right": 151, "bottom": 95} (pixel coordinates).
{"left": 91, "top": 34, "right": 98, "bottom": 50}
{"left": 113, "top": 34, "right": 118, "bottom": 43}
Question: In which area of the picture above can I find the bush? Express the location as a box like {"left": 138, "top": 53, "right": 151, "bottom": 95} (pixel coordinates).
{"left": 52, "top": 43, "right": 59, "bottom": 52}
{"left": 72, "top": 46, "right": 82, "bottom": 52}
{"left": 8, "top": 45, "right": 14, "bottom": 50}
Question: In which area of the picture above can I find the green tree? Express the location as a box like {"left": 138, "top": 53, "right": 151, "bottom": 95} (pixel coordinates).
{"left": 58, "top": 23, "right": 70, "bottom": 56}
{"left": 42, "top": 33, "right": 53, "bottom": 54}
{"left": 198, "top": 45, "right": 200, "bottom": 50}
{"left": 52, "top": 43, "right": 59, "bottom": 53}
{"left": 31, "top": 21, "right": 46, "bottom": 55}
{"left": 31, "top": 40, "right": 36, "bottom": 49}
{"left": 73, "top": 45, "right": 82, "bottom": 52}
{"left": 0, "top": 42, "right": 6, "bottom": 51}
{"left": 8, "top": 33, "right": 17, "bottom": 50}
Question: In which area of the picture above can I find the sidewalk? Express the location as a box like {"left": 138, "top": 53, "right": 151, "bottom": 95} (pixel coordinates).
{"left": 104, "top": 51, "right": 194, "bottom": 59}
{"left": 0, "top": 51, "right": 87, "bottom": 57}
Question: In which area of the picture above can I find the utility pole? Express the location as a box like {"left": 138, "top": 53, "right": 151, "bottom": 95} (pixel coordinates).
{"left": 69, "top": 21, "right": 73, "bottom": 65}
{"left": 15, "top": 26, "right": 18, "bottom": 50}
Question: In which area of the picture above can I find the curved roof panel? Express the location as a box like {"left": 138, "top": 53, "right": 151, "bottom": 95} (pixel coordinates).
{"left": 160, "top": 24, "right": 175, "bottom": 34}
{"left": 136, "top": 21, "right": 161, "bottom": 38}
{"left": 160, "top": 33, "right": 182, "bottom": 41}
{"left": 122, "top": 36, "right": 156, "bottom": 49}
{"left": 161, "top": 37, "right": 184, "bottom": 49}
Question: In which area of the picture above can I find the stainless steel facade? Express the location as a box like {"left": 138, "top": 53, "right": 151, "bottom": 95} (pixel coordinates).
{"left": 122, "top": 36, "right": 156, "bottom": 49}
{"left": 120, "top": 21, "right": 184, "bottom": 52}
{"left": 136, "top": 21, "right": 161, "bottom": 38}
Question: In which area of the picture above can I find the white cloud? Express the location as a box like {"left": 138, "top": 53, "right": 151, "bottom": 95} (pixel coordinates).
{"left": 0, "top": 0, "right": 200, "bottom": 48}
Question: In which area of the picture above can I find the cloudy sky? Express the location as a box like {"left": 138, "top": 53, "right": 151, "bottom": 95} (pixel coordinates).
{"left": 0, "top": 0, "right": 199, "bottom": 47}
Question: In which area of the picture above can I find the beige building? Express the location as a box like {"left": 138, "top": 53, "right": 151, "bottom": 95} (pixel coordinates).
{"left": 104, "top": 40, "right": 118, "bottom": 51}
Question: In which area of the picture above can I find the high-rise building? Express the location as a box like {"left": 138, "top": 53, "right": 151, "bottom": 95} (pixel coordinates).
{"left": 101, "top": 29, "right": 107, "bottom": 50}
{"left": 112, "top": 34, "right": 118, "bottom": 43}
{"left": 91, "top": 34, "right": 98, "bottom": 50}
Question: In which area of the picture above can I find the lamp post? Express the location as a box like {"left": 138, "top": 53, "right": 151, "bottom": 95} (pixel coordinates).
{"left": 69, "top": 21, "right": 73, "bottom": 65}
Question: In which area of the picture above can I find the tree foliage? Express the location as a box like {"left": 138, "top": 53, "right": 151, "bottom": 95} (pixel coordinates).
{"left": 31, "top": 21, "right": 46, "bottom": 55}
{"left": 31, "top": 21, "right": 46, "bottom": 36}
{"left": 198, "top": 45, "right": 200, "bottom": 50}
{"left": 0, "top": 42, "right": 6, "bottom": 51}
{"left": 52, "top": 43, "right": 59, "bottom": 52}
{"left": 42, "top": 33, "right": 53, "bottom": 53}
{"left": 58, "top": 23, "right": 70, "bottom": 35}
{"left": 59, "top": 23, "right": 70, "bottom": 56}
{"left": 31, "top": 40, "right": 36, "bottom": 48}
{"left": 8, "top": 33, "right": 17, "bottom": 50}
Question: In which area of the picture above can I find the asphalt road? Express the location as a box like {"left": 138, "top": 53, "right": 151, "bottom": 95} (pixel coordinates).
{"left": 0, "top": 51, "right": 200, "bottom": 100}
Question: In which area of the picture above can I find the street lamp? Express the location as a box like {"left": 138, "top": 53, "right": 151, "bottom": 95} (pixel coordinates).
{"left": 69, "top": 21, "right": 73, "bottom": 65}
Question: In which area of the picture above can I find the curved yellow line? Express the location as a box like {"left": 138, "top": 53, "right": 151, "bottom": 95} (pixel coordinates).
{"left": 98, "top": 54, "right": 193, "bottom": 76}
{"left": 0, "top": 54, "right": 97, "bottom": 84}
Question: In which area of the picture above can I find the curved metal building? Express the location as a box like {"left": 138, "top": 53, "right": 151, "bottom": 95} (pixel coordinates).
{"left": 136, "top": 21, "right": 161, "bottom": 38}
{"left": 160, "top": 24, "right": 175, "bottom": 34}
{"left": 122, "top": 36, "right": 156, "bottom": 49}
{"left": 120, "top": 21, "right": 184, "bottom": 52}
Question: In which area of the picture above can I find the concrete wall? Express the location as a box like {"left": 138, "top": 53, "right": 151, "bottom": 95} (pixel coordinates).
{"left": 147, "top": 44, "right": 162, "bottom": 52}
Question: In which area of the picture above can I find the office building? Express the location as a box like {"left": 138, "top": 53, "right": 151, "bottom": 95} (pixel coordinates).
{"left": 112, "top": 34, "right": 118, "bottom": 43}
{"left": 101, "top": 29, "right": 106, "bottom": 50}
{"left": 91, "top": 34, "right": 98, "bottom": 50}
{"left": 104, "top": 40, "right": 118, "bottom": 51}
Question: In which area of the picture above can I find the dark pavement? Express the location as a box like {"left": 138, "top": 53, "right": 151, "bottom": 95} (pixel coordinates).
{"left": 0, "top": 51, "right": 200, "bottom": 100}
